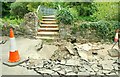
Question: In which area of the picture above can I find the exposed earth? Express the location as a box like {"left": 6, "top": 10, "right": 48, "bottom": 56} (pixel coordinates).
{"left": 1, "top": 36, "right": 120, "bottom": 76}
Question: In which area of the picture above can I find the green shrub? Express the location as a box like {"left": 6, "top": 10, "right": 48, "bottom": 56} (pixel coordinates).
{"left": 3, "top": 17, "right": 23, "bottom": 25}
{"left": 72, "top": 20, "right": 120, "bottom": 42}
{"left": 92, "top": 2, "right": 118, "bottom": 21}
{"left": 69, "top": 8, "right": 79, "bottom": 21}
{"left": 10, "top": 2, "right": 29, "bottom": 18}
{"left": 57, "top": 8, "right": 74, "bottom": 25}
{"left": 78, "top": 16, "right": 96, "bottom": 22}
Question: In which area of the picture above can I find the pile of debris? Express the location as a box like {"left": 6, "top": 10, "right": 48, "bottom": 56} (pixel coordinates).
{"left": 19, "top": 41, "right": 119, "bottom": 76}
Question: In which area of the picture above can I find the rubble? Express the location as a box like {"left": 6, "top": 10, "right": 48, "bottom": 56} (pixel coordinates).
{"left": 17, "top": 42, "right": 119, "bottom": 76}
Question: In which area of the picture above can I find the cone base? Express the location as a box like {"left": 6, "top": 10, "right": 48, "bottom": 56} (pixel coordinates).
{"left": 3, "top": 58, "right": 28, "bottom": 67}
{"left": 8, "top": 50, "right": 20, "bottom": 63}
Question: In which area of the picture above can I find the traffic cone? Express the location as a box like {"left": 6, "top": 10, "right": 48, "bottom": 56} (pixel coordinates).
{"left": 8, "top": 28, "right": 20, "bottom": 62}
{"left": 3, "top": 28, "right": 27, "bottom": 66}
{"left": 114, "top": 30, "right": 119, "bottom": 42}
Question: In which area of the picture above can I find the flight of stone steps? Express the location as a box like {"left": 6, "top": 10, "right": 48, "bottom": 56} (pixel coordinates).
{"left": 36, "top": 15, "right": 59, "bottom": 39}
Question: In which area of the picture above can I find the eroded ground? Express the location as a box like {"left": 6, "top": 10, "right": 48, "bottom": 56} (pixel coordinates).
{"left": 1, "top": 37, "right": 120, "bottom": 76}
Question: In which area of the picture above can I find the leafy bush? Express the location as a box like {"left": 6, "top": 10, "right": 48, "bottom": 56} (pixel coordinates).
{"left": 69, "top": 8, "right": 79, "bottom": 21}
{"left": 10, "top": 2, "right": 29, "bottom": 18}
{"left": 71, "top": 2, "right": 97, "bottom": 16}
{"left": 3, "top": 17, "right": 23, "bottom": 25}
{"left": 71, "top": 20, "right": 120, "bottom": 42}
{"left": 57, "top": 8, "right": 74, "bottom": 25}
{"left": 92, "top": 2, "right": 118, "bottom": 21}
{"left": 78, "top": 16, "right": 96, "bottom": 22}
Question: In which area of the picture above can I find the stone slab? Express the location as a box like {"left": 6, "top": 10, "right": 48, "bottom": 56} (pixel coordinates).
{"left": 38, "top": 45, "right": 58, "bottom": 59}
{"left": 65, "top": 42, "right": 74, "bottom": 55}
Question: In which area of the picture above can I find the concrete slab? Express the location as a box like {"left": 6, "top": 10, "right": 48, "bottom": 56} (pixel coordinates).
{"left": 76, "top": 49, "right": 88, "bottom": 61}
{"left": 38, "top": 44, "right": 58, "bottom": 59}
{"left": 65, "top": 42, "right": 74, "bottom": 55}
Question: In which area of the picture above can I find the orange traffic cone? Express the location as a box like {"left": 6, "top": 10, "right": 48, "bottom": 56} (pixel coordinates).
{"left": 114, "top": 32, "right": 119, "bottom": 42}
{"left": 8, "top": 28, "right": 20, "bottom": 62}
{"left": 3, "top": 28, "right": 27, "bottom": 66}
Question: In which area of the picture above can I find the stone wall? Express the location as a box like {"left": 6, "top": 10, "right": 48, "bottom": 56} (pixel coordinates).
{"left": 23, "top": 12, "right": 38, "bottom": 37}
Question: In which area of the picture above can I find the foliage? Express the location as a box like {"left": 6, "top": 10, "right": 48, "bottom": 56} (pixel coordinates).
{"left": 78, "top": 16, "right": 95, "bottom": 22}
{"left": 3, "top": 16, "right": 23, "bottom": 25}
{"left": 71, "top": 20, "right": 120, "bottom": 42}
{"left": 68, "top": 2, "right": 97, "bottom": 16}
{"left": 92, "top": 2, "right": 118, "bottom": 21}
{"left": 57, "top": 8, "right": 74, "bottom": 25}
{"left": 10, "top": 2, "right": 29, "bottom": 18}
{"left": 69, "top": 7, "right": 79, "bottom": 21}
{"left": 2, "top": 2, "right": 12, "bottom": 17}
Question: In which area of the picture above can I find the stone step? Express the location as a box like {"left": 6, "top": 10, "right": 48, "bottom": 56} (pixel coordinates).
{"left": 40, "top": 24, "right": 58, "bottom": 27}
{"left": 36, "top": 36, "right": 59, "bottom": 39}
{"left": 42, "top": 15, "right": 55, "bottom": 18}
{"left": 37, "top": 32, "right": 59, "bottom": 35}
{"left": 38, "top": 27, "right": 59, "bottom": 30}
{"left": 41, "top": 21, "right": 57, "bottom": 24}
{"left": 42, "top": 19, "right": 56, "bottom": 21}
{"left": 37, "top": 15, "right": 59, "bottom": 40}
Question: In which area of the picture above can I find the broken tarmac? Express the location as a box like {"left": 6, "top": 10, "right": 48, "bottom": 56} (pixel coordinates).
{"left": 1, "top": 37, "right": 120, "bottom": 76}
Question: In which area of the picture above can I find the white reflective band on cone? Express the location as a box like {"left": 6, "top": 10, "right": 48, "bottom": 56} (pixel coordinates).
{"left": 115, "top": 33, "right": 118, "bottom": 38}
{"left": 10, "top": 37, "right": 17, "bottom": 52}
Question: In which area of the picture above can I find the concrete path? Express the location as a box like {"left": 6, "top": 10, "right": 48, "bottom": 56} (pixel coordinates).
{"left": 1, "top": 37, "right": 42, "bottom": 75}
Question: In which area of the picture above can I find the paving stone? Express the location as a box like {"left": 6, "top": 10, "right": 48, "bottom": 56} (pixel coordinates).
{"left": 97, "top": 70, "right": 104, "bottom": 75}
{"left": 99, "top": 60, "right": 114, "bottom": 70}
{"left": 74, "top": 43, "right": 92, "bottom": 51}
{"left": 104, "top": 55, "right": 112, "bottom": 60}
{"left": 57, "top": 70, "right": 66, "bottom": 74}
{"left": 64, "top": 67, "right": 73, "bottom": 73}
{"left": 89, "top": 71, "right": 96, "bottom": 75}
{"left": 51, "top": 72, "right": 59, "bottom": 75}
{"left": 38, "top": 69, "right": 54, "bottom": 74}
{"left": 106, "top": 72, "right": 116, "bottom": 75}
{"left": 108, "top": 49, "right": 120, "bottom": 57}
{"left": 102, "top": 64, "right": 113, "bottom": 70}
{"left": 52, "top": 67, "right": 61, "bottom": 71}
{"left": 91, "top": 64, "right": 99, "bottom": 72}
{"left": 78, "top": 67, "right": 86, "bottom": 72}
{"left": 66, "top": 72, "right": 77, "bottom": 75}
{"left": 66, "top": 59, "right": 80, "bottom": 66}
{"left": 65, "top": 42, "right": 74, "bottom": 55}
{"left": 60, "top": 60, "right": 66, "bottom": 65}
{"left": 83, "top": 64, "right": 93, "bottom": 72}
{"left": 72, "top": 56, "right": 79, "bottom": 60}
{"left": 76, "top": 49, "right": 88, "bottom": 61}
{"left": 78, "top": 72, "right": 90, "bottom": 75}
{"left": 72, "top": 67, "right": 79, "bottom": 74}
{"left": 102, "top": 70, "right": 111, "bottom": 74}
{"left": 112, "top": 64, "right": 118, "bottom": 70}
